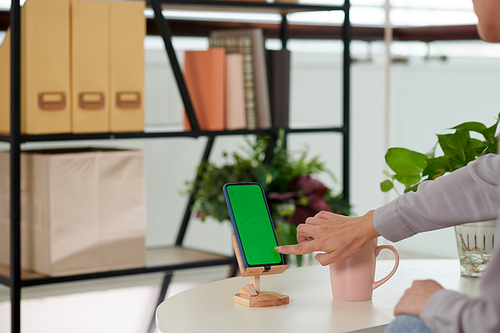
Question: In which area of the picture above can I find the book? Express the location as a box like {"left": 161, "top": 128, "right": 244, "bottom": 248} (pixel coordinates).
{"left": 183, "top": 48, "right": 226, "bottom": 131}
{"left": 209, "top": 34, "right": 257, "bottom": 129}
{"left": 226, "top": 53, "right": 247, "bottom": 130}
{"left": 266, "top": 49, "right": 291, "bottom": 129}
{"left": 210, "top": 28, "right": 272, "bottom": 129}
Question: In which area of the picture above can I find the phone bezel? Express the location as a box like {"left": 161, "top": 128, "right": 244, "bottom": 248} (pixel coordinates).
{"left": 223, "top": 182, "right": 284, "bottom": 269}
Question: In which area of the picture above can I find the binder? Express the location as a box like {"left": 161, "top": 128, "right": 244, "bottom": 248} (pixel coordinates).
{"left": 183, "top": 48, "right": 226, "bottom": 131}
{"left": 21, "top": 0, "right": 72, "bottom": 134}
{"left": 71, "top": 0, "right": 109, "bottom": 133}
{"left": 109, "top": 0, "right": 146, "bottom": 133}
{"left": 0, "top": 30, "right": 10, "bottom": 134}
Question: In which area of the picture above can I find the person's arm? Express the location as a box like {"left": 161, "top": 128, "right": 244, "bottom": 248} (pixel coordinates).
{"left": 374, "top": 154, "right": 499, "bottom": 242}
{"left": 383, "top": 154, "right": 500, "bottom": 333}
{"left": 417, "top": 232, "right": 500, "bottom": 333}
{"left": 275, "top": 210, "right": 380, "bottom": 265}
{"left": 277, "top": 154, "right": 500, "bottom": 264}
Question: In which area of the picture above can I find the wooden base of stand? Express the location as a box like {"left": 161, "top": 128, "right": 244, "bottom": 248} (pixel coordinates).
{"left": 231, "top": 235, "right": 289, "bottom": 308}
{"left": 235, "top": 291, "right": 289, "bottom": 307}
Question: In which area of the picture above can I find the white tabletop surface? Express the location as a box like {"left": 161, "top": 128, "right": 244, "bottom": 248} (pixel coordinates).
{"left": 156, "top": 259, "right": 480, "bottom": 333}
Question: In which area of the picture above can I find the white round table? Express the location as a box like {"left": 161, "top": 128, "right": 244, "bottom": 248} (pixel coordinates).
{"left": 156, "top": 259, "right": 479, "bottom": 333}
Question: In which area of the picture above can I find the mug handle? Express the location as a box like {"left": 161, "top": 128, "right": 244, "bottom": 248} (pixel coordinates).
{"left": 372, "top": 245, "right": 400, "bottom": 290}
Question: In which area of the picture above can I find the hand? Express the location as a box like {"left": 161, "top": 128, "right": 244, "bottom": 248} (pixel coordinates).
{"left": 394, "top": 280, "right": 444, "bottom": 317}
{"left": 275, "top": 210, "right": 380, "bottom": 265}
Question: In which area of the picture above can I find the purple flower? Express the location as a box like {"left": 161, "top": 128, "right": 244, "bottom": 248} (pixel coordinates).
{"left": 269, "top": 175, "right": 331, "bottom": 225}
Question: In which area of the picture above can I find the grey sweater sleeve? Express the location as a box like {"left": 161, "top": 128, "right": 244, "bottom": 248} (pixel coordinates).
{"left": 420, "top": 240, "right": 500, "bottom": 333}
{"left": 373, "top": 153, "right": 500, "bottom": 333}
{"left": 374, "top": 154, "right": 499, "bottom": 242}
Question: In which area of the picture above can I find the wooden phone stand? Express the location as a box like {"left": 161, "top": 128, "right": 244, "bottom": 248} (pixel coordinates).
{"left": 231, "top": 235, "right": 289, "bottom": 307}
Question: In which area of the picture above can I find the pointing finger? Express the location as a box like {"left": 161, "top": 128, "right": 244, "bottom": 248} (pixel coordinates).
{"left": 275, "top": 240, "right": 320, "bottom": 255}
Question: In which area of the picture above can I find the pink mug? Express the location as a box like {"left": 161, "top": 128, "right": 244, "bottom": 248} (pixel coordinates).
{"left": 329, "top": 238, "right": 399, "bottom": 301}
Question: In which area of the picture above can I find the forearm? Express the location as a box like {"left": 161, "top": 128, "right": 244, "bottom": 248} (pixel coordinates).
{"left": 421, "top": 289, "right": 500, "bottom": 333}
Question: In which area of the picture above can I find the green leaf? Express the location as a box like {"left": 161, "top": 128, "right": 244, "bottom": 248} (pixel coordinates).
{"left": 470, "top": 138, "right": 487, "bottom": 150}
{"left": 425, "top": 143, "right": 438, "bottom": 159}
{"left": 449, "top": 156, "right": 468, "bottom": 170}
{"left": 422, "top": 156, "right": 449, "bottom": 179}
{"left": 385, "top": 148, "right": 428, "bottom": 175}
{"left": 437, "top": 128, "right": 470, "bottom": 162}
{"left": 437, "top": 134, "right": 455, "bottom": 157}
{"left": 451, "top": 121, "right": 487, "bottom": 134}
{"left": 380, "top": 180, "right": 394, "bottom": 192}
{"left": 394, "top": 174, "right": 421, "bottom": 189}
{"left": 484, "top": 120, "right": 499, "bottom": 144}
{"left": 404, "top": 184, "right": 419, "bottom": 193}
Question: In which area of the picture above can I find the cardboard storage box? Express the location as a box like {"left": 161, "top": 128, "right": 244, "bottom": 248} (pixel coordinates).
{"left": 0, "top": 148, "right": 146, "bottom": 276}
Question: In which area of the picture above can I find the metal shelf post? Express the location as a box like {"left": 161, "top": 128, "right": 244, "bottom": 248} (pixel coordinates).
{"left": 9, "top": 0, "right": 22, "bottom": 332}
{"left": 342, "top": 0, "right": 351, "bottom": 203}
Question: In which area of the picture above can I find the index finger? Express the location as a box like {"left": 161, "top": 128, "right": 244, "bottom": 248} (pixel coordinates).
{"left": 275, "top": 240, "right": 321, "bottom": 255}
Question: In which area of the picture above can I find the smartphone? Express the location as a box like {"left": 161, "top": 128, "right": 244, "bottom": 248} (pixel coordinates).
{"left": 223, "top": 182, "right": 284, "bottom": 269}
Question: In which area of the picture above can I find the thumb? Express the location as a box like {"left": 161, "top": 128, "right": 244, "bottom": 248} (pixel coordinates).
{"left": 314, "top": 251, "right": 339, "bottom": 266}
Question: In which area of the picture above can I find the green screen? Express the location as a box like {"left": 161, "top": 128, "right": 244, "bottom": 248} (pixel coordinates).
{"left": 227, "top": 184, "right": 282, "bottom": 266}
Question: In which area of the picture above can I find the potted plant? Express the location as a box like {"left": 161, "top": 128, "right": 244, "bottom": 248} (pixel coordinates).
{"left": 186, "top": 130, "right": 350, "bottom": 266}
{"left": 381, "top": 114, "right": 499, "bottom": 277}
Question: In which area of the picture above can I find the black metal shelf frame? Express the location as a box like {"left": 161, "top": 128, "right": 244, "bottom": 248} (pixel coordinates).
{"left": 4, "top": 0, "right": 351, "bottom": 332}
{"left": 0, "top": 126, "right": 345, "bottom": 143}
{"left": 16, "top": 256, "right": 235, "bottom": 288}
{"left": 156, "top": 0, "right": 345, "bottom": 14}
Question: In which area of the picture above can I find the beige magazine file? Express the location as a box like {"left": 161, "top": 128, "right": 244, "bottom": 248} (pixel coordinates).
{"left": 71, "top": 0, "right": 109, "bottom": 133}
{"left": 109, "top": 0, "right": 145, "bottom": 132}
{"left": 71, "top": 0, "right": 145, "bottom": 133}
{"left": 231, "top": 235, "right": 289, "bottom": 307}
{"left": 0, "top": 0, "right": 72, "bottom": 134}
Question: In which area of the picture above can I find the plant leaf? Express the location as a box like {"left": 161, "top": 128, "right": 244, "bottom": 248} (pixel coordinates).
{"left": 425, "top": 142, "right": 438, "bottom": 159}
{"left": 422, "top": 156, "right": 449, "bottom": 179}
{"left": 437, "top": 128, "right": 470, "bottom": 163}
{"left": 380, "top": 180, "right": 394, "bottom": 192}
{"left": 404, "top": 184, "right": 419, "bottom": 193}
{"left": 385, "top": 148, "right": 428, "bottom": 175}
{"left": 451, "top": 121, "right": 487, "bottom": 134}
{"left": 484, "top": 119, "right": 499, "bottom": 144}
{"left": 394, "top": 174, "right": 421, "bottom": 189}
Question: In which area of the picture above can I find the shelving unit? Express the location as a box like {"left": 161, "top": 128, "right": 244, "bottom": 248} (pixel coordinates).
{"left": 1, "top": 1, "right": 351, "bottom": 332}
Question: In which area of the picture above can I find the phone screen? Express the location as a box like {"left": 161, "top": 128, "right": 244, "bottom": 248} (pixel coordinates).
{"left": 224, "top": 183, "right": 282, "bottom": 267}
